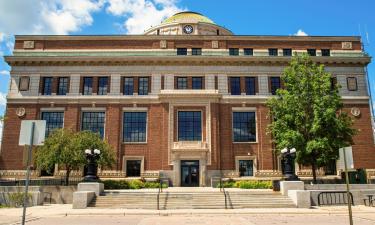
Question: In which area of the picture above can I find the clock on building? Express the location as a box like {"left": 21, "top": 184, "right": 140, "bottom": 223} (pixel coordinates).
{"left": 183, "top": 25, "right": 194, "bottom": 34}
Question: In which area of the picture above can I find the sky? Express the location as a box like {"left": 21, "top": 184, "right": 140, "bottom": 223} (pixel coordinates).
{"left": 0, "top": 0, "right": 374, "bottom": 118}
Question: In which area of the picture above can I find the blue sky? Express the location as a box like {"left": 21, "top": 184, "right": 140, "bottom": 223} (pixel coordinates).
{"left": 0, "top": 0, "right": 374, "bottom": 118}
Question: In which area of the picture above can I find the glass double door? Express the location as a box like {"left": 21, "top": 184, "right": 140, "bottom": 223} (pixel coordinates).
{"left": 181, "top": 160, "right": 199, "bottom": 187}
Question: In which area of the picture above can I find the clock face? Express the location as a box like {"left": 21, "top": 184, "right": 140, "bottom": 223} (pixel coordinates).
{"left": 183, "top": 25, "right": 194, "bottom": 34}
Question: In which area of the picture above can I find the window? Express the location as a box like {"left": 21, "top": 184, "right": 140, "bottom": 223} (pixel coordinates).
{"left": 321, "top": 49, "right": 330, "bottom": 56}
{"left": 192, "top": 77, "right": 203, "bottom": 89}
{"left": 98, "top": 77, "right": 108, "bottom": 95}
{"left": 123, "top": 77, "right": 134, "bottom": 95}
{"left": 57, "top": 77, "right": 69, "bottom": 95}
{"left": 177, "top": 48, "right": 187, "bottom": 55}
{"left": 233, "top": 112, "right": 256, "bottom": 142}
{"left": 178, "top": 111, "right": 202, "bottom": 141}
{"left": 245, "top": 77, "right": 256, "bottom": 95}
{"left": 138, "top": 77, "right": 149, "bottom": 95}
{"left": 244, "top": 48, "right": 253, "bottom": 56}
{"left": 81, "top": 112, "right": 105, "bottom": 138}
{"left": 123, "top": 112, "right": 147, "bottom": 142}
{"left": 126, "top": 160, "right": 141, "bottom": 177}
{"left": 307, "top": 49, "right": 316, "bottom": 56}
{"left": 239, "top": 160, "right": 254, "bottom": 176}
{"left": 324, "top": 159, "right": 337, "bottom": 175}
{"left": 192, "top": 48, "right": 202, "bottom": 55}
{"left": 229, "top": 48, "right": 239, "bottom": 56}
{"left": 270, "top": 77, "right": 281, "bottom": 95}
{"left": 177, "top": 77, "right": 188, "bottom": 89}
{"left": 230, "top": 77, "right": 241, "bottom": 95}
{"left": 83, "top": 77, "right": 93, "bottom": 95}
{"left": 283, "top": 48, "right": 292, "bottom": 56}
{"left": 347, "top": 77, "right": 357, "bottom": 91}
{"left": 268, "top": 48, "right": 278, "bottom": 56}
{"left": 42, "top": 77, "right": 53, "bottom": 95}
{"left": 41, "top": 112, "right": 64, "bottom": 137}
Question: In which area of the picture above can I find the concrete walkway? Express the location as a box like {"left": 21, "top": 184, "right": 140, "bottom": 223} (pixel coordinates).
{"left": 103, "top": 187, "right": 273, "bottom": 193}
{"left": 1, "top": 205, "right": 375, "bottom": 225}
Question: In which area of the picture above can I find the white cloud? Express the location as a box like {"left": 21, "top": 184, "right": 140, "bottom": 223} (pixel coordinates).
{"left": 0, "top": 32, "right": 5, "bottom": 42}
{"left": 0, "top": 92, "right": 6, "bottom": 107}
{"left": 294, "top": 29, "right": 308, "bottom": 36}
{"left": 106, "top": 0, "right": 185, "bottom": 34}
{"left": 0, "top": 0, "right": 104, "bottom": 35}
{"left": 0, "top": 70, "right": 9, "bottom": 76}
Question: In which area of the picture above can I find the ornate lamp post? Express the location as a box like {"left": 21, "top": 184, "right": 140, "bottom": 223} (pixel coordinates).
{"left": 281, "top": 147, "right": 299, "bottom": 181}
{"left": 83, "top": 149, "right": 101, "bottom": 182}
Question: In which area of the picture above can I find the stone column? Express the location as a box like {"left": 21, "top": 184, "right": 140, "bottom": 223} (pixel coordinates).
{"left": 69, "top": 74, "right": 80, "bottom": 96}
{"left": 173, "top": 159, "right": 180, "bottom": 187}
{"left": 110, "top": 74, "right": 121, "bottom": 95}
{"left": 200, "top": 158, "right": 207, "bottom": 187}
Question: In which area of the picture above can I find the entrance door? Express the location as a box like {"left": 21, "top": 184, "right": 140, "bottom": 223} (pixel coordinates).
{"left": 181, "top": 160, "right": 199, "bottom": 187}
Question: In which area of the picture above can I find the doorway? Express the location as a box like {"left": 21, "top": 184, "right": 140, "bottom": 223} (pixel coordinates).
{"left": 181, "top": 160, "right": 199, "bottom": 187}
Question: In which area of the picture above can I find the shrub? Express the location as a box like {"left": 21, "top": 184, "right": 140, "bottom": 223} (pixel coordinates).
{"left": 8, "top": 192, "right": 32, "bottom": 207}
{"left": 102, "top": 180, "right": 129, "bottom": 189}
{"left": 128, "top": 179, "right": 145, "bottom": 189}
{"left": 235, "top": 180, "right": 273, "bottom": 189}
{"left": 216, "top": 179, "right": 236, "bottom": 188}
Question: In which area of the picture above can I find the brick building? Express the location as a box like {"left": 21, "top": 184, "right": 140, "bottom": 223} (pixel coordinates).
{"left": 0, "top": 12, "right": 374, "bottom": 186}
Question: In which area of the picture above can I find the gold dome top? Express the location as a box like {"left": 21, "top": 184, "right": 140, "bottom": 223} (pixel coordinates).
{"left": 162, "top": 11, "right": 215, "bottom": 25}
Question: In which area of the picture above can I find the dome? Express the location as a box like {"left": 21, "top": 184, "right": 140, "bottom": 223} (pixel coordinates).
{"left": 161, "top": 11, "right": 215, "bottom": 25}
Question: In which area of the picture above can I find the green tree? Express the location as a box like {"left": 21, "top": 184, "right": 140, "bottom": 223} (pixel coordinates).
{"left": 35, "top": 129, "right": 115, "bottom": 185}
{"left": 267, "top": 54, "right": 356, "bottom": 183}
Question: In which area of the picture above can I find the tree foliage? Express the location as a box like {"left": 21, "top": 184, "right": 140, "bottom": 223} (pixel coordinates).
{"left": 266, "top": 54, "right": 356, "bottom": 182}
{"left": 35, "top": 129, "right": 115, "bottom": 185}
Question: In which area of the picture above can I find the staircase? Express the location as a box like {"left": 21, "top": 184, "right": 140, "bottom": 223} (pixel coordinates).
{"left": 88, "top": 188, "right": 296, "bottom": 209}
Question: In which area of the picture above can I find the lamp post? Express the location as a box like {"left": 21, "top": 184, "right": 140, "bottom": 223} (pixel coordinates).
{"left": 83, "top": 149, "right": 101, "bottom": 182}
{"left": 281, "top": 147, "right": 299, "bottom": 181}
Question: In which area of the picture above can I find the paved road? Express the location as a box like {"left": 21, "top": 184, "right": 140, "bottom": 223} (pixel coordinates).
{"left": 18, "top": 214, "right": 375, "bottom": 225}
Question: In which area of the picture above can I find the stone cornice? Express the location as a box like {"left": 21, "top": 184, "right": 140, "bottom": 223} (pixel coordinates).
{"left": 4, "top": 56, "right": 371, "bottom": 67}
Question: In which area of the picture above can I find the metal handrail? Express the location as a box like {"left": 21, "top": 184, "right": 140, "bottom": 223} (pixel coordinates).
{"left": 219, "top": 176, "right": 227, "bottom": 209}
{"left": 318, "top": 191, "right": 354, "bottom": 206}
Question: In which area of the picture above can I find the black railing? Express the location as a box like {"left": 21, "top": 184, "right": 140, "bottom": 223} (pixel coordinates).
{"left": 219, "top": 176, "right": 228, "bottom": 209}
{"left": 0, "top": 177, "right": 84, "bottom": 186}
{"left": 318, "top": 191, "right": 354, "bottom": 206}
{"left": 157, "top": 178, "right": 169, "bottom": 210}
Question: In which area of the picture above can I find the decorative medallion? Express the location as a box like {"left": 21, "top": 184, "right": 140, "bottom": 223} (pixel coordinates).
{"left": 350, "top": 107, "right": 361, "bottom": 117}
{"left": 341, "top": 42, "right": 353, "bottom": 50}
{"left": 16, "top": 107, "right": 26, "bottom": 118}
{"left": 183, "top": 25, "right": 194, "bottom": 34}
{"left": 212, "top": 40, "right": 219, "bottom": 49}
{"left": 23, "top": 41, "right": 35, "bottom": 49}
{"left": 160, "top": 40, "right": 167, "bottom": 49}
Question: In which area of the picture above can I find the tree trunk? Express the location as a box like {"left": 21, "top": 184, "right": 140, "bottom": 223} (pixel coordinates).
{"left": 311, "top": 160, "right": 317, "bottom": 184}
{"left": 65, "top": 167, "right": 71, "bottom": 186}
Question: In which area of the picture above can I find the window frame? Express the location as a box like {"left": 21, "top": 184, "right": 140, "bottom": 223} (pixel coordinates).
{"left": 321, "top": 49, "right": 331, "bottom": 56}
{"left": 57, "top": 77, "right": 69, "bottom": 95}
{"left": 270, "top": 76, "right": 281, "bottom": 95}
{"left": 138, "top": 77, "right": 149, "bottom": 95}
{"left": 177, "top": 77, "right": 188, "bottom": 89}
{"left": 41, "top": 111, "right": 65, "bottom": 137}
{"left": 229, "top": 48, "right": 239, "bottom": 56}
{"left": 192, "top": 77, "right": 203, "bottom": 89}
{"left": 235, "top": 156, "right": 256, "bottom": 177}
{"left": 232, "top": 109, "right": 257, "bottom": 143}
{"left": 177, "top": 48, "right": 188, "bottom": 55}
{"left": 177, "top": 110, "right": 203, "bottom": 142}
{"left": 81, "top": 110, "right": 106, "bottom": 139}
{"left": 97, "top": 77, "right": 108, "bottom": 95}
{"left": 244, "top": 48, "right": 253, "bottom": 56}
{"left": 268, "top": 48, "right": 278, "bottom": 56}
{"left": 192, "top": 48, "right": 202, "bottom": 56}
{"left": 123, "top": 156, "right": 144, "bottom": 177}
{"left": 123, "top": 77, "right": 134, "bottom": 95}
{"left": 230, "top": 77, "right": 241, "bottom": 95}
{"left": 283, "top": 48, "right": 292, "bottom": 56}
{"left": 82, "top": 77, "right": 93, "bottom": 95}
{"left": 245, "top": 77, "right": 256, "bottom": 95}
{"left": 307, "top": 49, "right": 317, "bottom": 56}
{"left": 42, "top": 77, "right": 53, "bottom": 95}
{"left": 122, "top": 110, "right": 148, "bottom": 143}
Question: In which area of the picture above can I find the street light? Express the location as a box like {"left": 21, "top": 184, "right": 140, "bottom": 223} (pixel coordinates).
{"left": 281, "top": 147, "right": 299, "bottom": 181}
{"left": 83, "top": 148, "right": 101, "bottom": 182}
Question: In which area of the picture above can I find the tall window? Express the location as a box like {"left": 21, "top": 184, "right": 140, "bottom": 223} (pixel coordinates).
{"left": 123, "top": 77, "right": 134, "bottom": 95}
{"left": 270, "top": 77, "right": 281, "bottom": 95}
{"left": 81, "top": 112, "right": 105, "bottom": 138}
{"left": 177, "top": 48, "right": 187, "bottom": 55}
{"left": 178, "top": 111, "right": 202, "bottom": 141}
{"left": 283, "top": 48, "right": 292, "bottom": 56}
{"left": 245, "top": 77, "right": 256, "bottom": 95}
{"left": 41, "top": 112, "right": 64, "bottom": 137}
{"left": 42, "top": 77, "right": 53, "bottom": 95}
{"left": 239, "top": 160, "right": 254, "bottom": 176}
{"left": 83, "top": 77, "right": 93, "bottom": 95}
{"left": 98, "top": 77, "right": 108, "bottom": 95}
{"left": 177, "top": 77, "right": 188, "bottom": 89}
{"left": 229, "top": 48, "right": 239, "bottom": 56}
{"left": 307, "top": 49, "right": 316, "bottom": 56}
{"left": 192, "top": 48, "right": 202, "bottom": 55}
{"left": 230, "top": 77, "right": 241, "bottom": 95}
{"left": 268, "top": 48, "right": 278, "bottom": 56}
{"left": 232, "top": 112, "right": 256, "bottom": 142}
{"left": 192, "top": 77, "right": 203, "bottom": 89}
{"left": 321, "top": 49, "right": 330, "bottom": 56}
{"left": 57, "top": 77, "right": 69, "bottom": 95}
{"left": 126, "top": 160, "right": 141, "bottom": 177}
{"left": 244, "top": 48, "right": 253, "bottom": 56}
{"left": 123, "top": 112, "right": 147, "bottom": 142}
{"left": 138, "top": 77, "right": 149, "bottom": 95}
